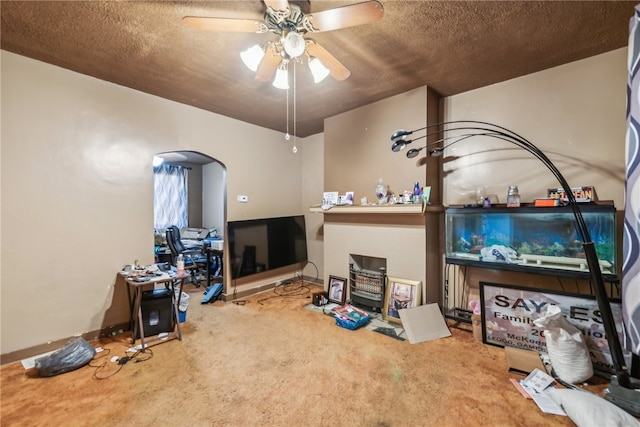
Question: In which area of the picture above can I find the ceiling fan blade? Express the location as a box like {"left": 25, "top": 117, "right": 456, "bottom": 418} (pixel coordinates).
{"left": 255, "top": 44, "right": 282, "bottom": 81}
{"left": 263, "top": 0, "right": 290, "bottom": 13}
{"left": 182, "top": 16, "right": 266, "bottom": 33}
{"left": 306, "top": 42, "right": 350, "bottom": 81}
{"left": 304, "top": 1, "right": 384, "bottom": 32}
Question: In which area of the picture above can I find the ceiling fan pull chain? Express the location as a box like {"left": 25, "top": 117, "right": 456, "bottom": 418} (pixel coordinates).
{"left": 292, "top": 60, "right": 297, "bottom": 153}
{"left": 285, "top": 84, "right": 290, "bottom": 141}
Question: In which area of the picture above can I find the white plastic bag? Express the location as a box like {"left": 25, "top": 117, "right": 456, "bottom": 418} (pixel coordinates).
{"left": 533, "top": 305, "right": 593, "bottom": 383}
{"left": 174, "top": 288, "right": 189, "bottom": 312}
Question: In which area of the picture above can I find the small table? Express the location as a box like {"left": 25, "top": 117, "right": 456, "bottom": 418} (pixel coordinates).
{"left": 121, "top": 270, "right": 190, "bottom": 351}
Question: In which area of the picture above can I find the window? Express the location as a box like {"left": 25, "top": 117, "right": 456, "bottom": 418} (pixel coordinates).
{"left": 153, "top": 164, "right": 187, "bottom": 231}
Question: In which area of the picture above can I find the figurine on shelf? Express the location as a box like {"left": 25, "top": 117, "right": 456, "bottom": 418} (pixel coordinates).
{"left": 375, "top": 178, "right": 386, "bottom": 205}
{"left": 386, "top": 187, "right": 396, "bottom": 204}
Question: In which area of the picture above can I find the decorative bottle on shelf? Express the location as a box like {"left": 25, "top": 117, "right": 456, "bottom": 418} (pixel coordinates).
{"left": 475, "top": 186, "right": 486, "bottom": 206}
{"left": 176, "top": 254, "right": 185, "bottom": 275}
{"left": 413, "top": 182, "right": 421, "bottom": 203}
{"left": 375, "top": 178, "right": 386, "bottom": 205}
{"left": 506, "top": 185, "right": 521, "bottom": 207}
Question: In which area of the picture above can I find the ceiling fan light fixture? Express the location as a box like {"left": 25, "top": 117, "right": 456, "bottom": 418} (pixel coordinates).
{"left": 240, "top": 44, "right": 265, "bottom": 71}
{"left": 282, "top": 31, "right": 306, "bottom": 58}
{"left": 272, "top": 63, "right": 289, "bottom": 90}
{"left": 308, "top": 57, "right": 330, "bottom": 83}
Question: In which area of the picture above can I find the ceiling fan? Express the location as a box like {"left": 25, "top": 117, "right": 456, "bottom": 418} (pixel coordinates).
{"left": 182, "top": 0, "right": 384, "bottom": 89}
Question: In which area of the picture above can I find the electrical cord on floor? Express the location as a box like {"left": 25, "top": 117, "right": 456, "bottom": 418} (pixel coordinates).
{"left": 306, "top": 260, "right": 320, "bottom": 285}
{"left": 255, "top": 261, "right": 320, "bottom": 305}
{"left": 231, "top": 277, "right": 246, "bottom": 306}
{"left": 256, "top": 280, "right": 311, "bottom": 305}
{"left": 89, "top": 347, "right": 154, "bottom": 380}
{"left": 235, "top": 261, "right": 320, "bottom": 305}
{"left": 87, "top": 347, "right": 111, "bottom": 368}
{"left": 88, "top": 347, "right": 120, "bottom": 380}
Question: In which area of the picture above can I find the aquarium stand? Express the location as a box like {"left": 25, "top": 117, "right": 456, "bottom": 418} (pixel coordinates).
{"left": 445, "top": 307, "right": 473, "bottom": 324}
{"left": 443, "top": 263, "right": 474, "bottom": 324}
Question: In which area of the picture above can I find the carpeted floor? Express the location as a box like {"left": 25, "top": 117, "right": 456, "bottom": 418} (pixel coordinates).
{"left": 0, "top": 281, "right": 611, "bottom": 426}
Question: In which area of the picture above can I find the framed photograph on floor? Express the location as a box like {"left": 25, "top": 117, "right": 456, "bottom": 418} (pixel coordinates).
{"left": 383, "top": 276, "right": 422, "bottom": 324}
{"left": 328, "top": 275, "right": 347, "bottom": 305}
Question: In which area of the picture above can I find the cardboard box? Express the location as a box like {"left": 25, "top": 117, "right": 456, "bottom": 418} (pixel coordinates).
{"left": 504, "top": 347, "right": 546, "bottom": 375}
{"left": 534, "top": 198, "right": 560, "bottom": 207}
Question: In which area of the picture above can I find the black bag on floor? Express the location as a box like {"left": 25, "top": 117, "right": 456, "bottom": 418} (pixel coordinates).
{"left": 34, "top": 337, "right": 96, "bottom": 377}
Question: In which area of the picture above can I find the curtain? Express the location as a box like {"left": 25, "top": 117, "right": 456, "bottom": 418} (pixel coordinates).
{"left": 154, "top": 164, "right": 188, "bottom": 232}
{"left": 624, "top": 6, "right": 640, "bottom": 356}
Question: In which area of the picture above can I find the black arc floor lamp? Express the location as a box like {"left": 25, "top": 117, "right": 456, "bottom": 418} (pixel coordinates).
{"left": 391, "top": 120, "right": 640, "bottom": 416}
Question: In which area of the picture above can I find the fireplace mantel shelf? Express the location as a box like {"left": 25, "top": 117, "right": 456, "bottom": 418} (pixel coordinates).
{"left": 309, "top": 204, "right": 443, "bottom": 214}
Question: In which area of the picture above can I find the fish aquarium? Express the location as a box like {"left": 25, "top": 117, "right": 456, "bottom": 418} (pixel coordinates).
{"left": 445, "top": 202, "right": 617, "bottom": 280}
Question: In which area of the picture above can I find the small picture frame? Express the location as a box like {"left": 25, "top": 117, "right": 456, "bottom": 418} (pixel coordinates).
{"left": 328, "top": 275, "right": 347, "bottom": 305}
{"left": 383, "top": 276, "right": 422, "bottom": 324}
{"left": 422, "top": 186, "right": 431, "bottom": 204}
{"left": 323, "top": 191, "right": 339, "bottom": 207}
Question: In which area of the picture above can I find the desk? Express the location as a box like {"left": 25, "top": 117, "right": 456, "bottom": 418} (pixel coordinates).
{"left": 205, "top": 247, "right": 223, "bottom": 288}
{"left": 120, "top": 270, "right": 190, "bottom": 351}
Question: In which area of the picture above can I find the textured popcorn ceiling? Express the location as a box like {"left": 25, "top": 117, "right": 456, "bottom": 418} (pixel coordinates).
{"left": 1, "top": 1, "right": 636, "bottom": 137}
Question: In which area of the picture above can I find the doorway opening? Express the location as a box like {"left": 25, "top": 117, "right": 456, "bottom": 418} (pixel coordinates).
{"left": 152, "top": 150, "right": 226, "bottom": 280}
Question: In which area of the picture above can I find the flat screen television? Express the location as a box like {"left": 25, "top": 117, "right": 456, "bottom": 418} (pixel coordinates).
{"left": 227, "top": 215, "right": 308, "bottom": 279}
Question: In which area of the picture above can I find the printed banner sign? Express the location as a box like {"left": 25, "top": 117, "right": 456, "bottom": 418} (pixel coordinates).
{"left": 479, "top": 281, "right": 632, "bottom": 374}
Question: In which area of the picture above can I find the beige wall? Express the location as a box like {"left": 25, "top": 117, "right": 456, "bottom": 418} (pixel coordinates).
{"left": 324, "top": 86, "right": 428, "bottom": 202}
{"left": 0, "top": 51, "right": 311, "bottom": 357}
{"left": 443, "top": 48, "right": 627, "bottom": 207}
{"left": 202, "top": 161, "right": 226, "bottom": 238}
{"left": 301, "top": 133, "right": 324, "bottom": 281}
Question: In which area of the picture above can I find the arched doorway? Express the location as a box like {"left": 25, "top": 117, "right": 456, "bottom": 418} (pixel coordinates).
{"left": 152, "top": 150, "right": 226, "bottom": 273}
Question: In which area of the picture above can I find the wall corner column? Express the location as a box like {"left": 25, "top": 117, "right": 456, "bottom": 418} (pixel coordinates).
{"left": 424, "top": 87, "right": 444, "bottom": 306}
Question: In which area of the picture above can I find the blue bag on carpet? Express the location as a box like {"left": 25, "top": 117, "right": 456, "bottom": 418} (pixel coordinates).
{"left": 202, "top": 283, "right": 223, "bottom": 304}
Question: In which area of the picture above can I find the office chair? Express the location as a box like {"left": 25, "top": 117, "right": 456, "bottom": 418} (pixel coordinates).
{"left": 166, "top": 226, "right": 208, "bottom": 286}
